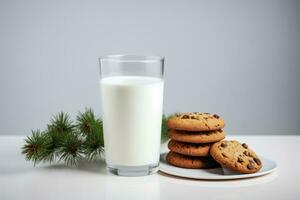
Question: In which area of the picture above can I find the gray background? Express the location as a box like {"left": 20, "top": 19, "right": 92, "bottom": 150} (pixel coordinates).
{"left": 0, "top": 0, "right": 299, "bottom": 135}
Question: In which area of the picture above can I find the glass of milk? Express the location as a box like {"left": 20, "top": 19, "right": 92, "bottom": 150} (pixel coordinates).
{"left": 99, "top": 55, "right": 164, "bottom": 176}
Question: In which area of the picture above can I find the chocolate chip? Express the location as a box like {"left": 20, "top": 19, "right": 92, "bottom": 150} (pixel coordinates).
{"left": 222, "top": 153, "right": 228, "bottom": 158}
{"left": 249, "top": 160, "right": 255, "bottom": 165}
{"left": 181, "top": 115, "right": 190, "bottom": 119}
{"left": 213, "top": 114, "right": 220, "bottom": 119}
{"left": 191, "top": 116, "right": 198, "bottom": 120}
{"left": 253, "top": 157, "right": 261, "bottom": 165}
{"left": 247, "top": 163, "right": 255, "bottom": 170}
{"left": 237, "top": 157, "right": 243, "bottom": 163}
{"left": 220, "top": 143, "right": 227, "bottom": 148}
{"left": 243, "top": 151, "right": 250, "bottom": 156}
{"left": 242, "top": 143, "right": 248, "bottom": 149}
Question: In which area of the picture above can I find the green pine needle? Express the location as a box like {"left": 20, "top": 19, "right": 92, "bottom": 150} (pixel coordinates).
{"left": 22, "top": 130, "right": 50, "bottom": 165}
{"left": 77, "top": 108, "right": 104, "bottom": 160}
{"left": 83, "top": 133, "right": 104, "bottom": 161}
{"left": 58, "top": 131, "right": 83, "bottom": 166}
{"left": 42, "top": 130, "right": 63, "bottom": 163}
{"left": 77, "top": 108, "right": 101, "bottom": 135}
{"left": 48, "top": 112, "right": 75, "bottom": 133}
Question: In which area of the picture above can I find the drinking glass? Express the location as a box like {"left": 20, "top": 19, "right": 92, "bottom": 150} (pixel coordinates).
{"left": 99, "top": 55, "right": 164, "bottom": 176}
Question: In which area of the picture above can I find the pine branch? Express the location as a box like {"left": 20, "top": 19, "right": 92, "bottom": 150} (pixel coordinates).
{"left": 77, "top": 108, "right": 104, "bottom": 160}
{"left": 21, "top": 130, "right": 51, "bottom": 165}
{"left": 83, "top": 132, "right": 104, "bottom": 161}
{"left": 43, "top": 112, "right": 78, "bottom": 164}
{"left": 42, "top": 129, "right": 63, "bottom": 163}
{"left": 58, "top": 131, "right": 84, "bottom": 166}
{"left": 76, "top": 108, "right": 99, "bottom": 135}
{"left": 47, "top": 112, "right": 75, "bottom": 133}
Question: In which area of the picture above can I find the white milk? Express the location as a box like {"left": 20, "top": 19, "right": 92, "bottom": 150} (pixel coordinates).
{"left": 101, "top": 76, "right": 164, "bottom": 166}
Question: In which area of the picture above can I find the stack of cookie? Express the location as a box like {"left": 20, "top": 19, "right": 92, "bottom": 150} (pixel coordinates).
{"left": 166, "top": 112, "right": 226, "bottom": 169}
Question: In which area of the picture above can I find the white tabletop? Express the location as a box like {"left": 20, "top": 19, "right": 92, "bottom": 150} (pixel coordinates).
{"left": 0, "top": 135, "right": 299, "bottom": 200}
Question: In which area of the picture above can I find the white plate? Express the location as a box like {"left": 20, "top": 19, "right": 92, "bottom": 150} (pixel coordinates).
{"left": 159, "top": 152, "right": 277, "bottom": 180}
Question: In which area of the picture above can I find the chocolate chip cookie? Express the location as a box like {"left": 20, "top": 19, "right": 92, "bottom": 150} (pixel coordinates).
{"left": 168, "top": 140, "right": 211, "bottom": 156}
{"left": 210, "top": 140, "right": 262, "bottom": 174}
{"left": 167, "top": 112, "right": 225, "bottom": 131}
{"left": 169, "top": 129, "right": 225, "bottom": 143}
{"left": 166, "top": 151, "right": 220, "bottom": 169}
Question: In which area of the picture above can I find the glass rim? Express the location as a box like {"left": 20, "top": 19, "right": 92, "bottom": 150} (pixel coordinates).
{"left": 99, "top": 54, "right": 164, "bottom": 63}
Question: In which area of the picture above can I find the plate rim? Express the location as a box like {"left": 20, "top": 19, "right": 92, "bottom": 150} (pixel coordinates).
{"left": 159, "top": 152, "right": 277, "bottom": 180}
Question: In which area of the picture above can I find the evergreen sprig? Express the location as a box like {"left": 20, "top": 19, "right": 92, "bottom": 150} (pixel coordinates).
{"left": 77, "top": 108, "right": 104, "bottom": 160}
{"left": 48, "top": 112, "right": 75, "bottom": 133}
{"left": 58, "top": 131, "right": 84, "bottom": 166}
{"left": 22, "top": 108, "right": 170, "bottom": 166}
{"left": 22, "top": 130, "right": 50, "bottom": 165}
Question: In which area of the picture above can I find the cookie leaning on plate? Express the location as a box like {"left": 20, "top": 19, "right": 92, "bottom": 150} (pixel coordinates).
{"left": 166, "top": 151, "right": 220, "bottom": 169}
{"left": 169, "top": 129, "right": 225, "bottom": 143}
{"left": 210, "top": 140, "right": 263, "bottom": 174}
{"left": 168, "top": 112, "right": 225, "bottom": 131}
{"left": 168, "top": 140, "right": 211, "bottom": 157}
